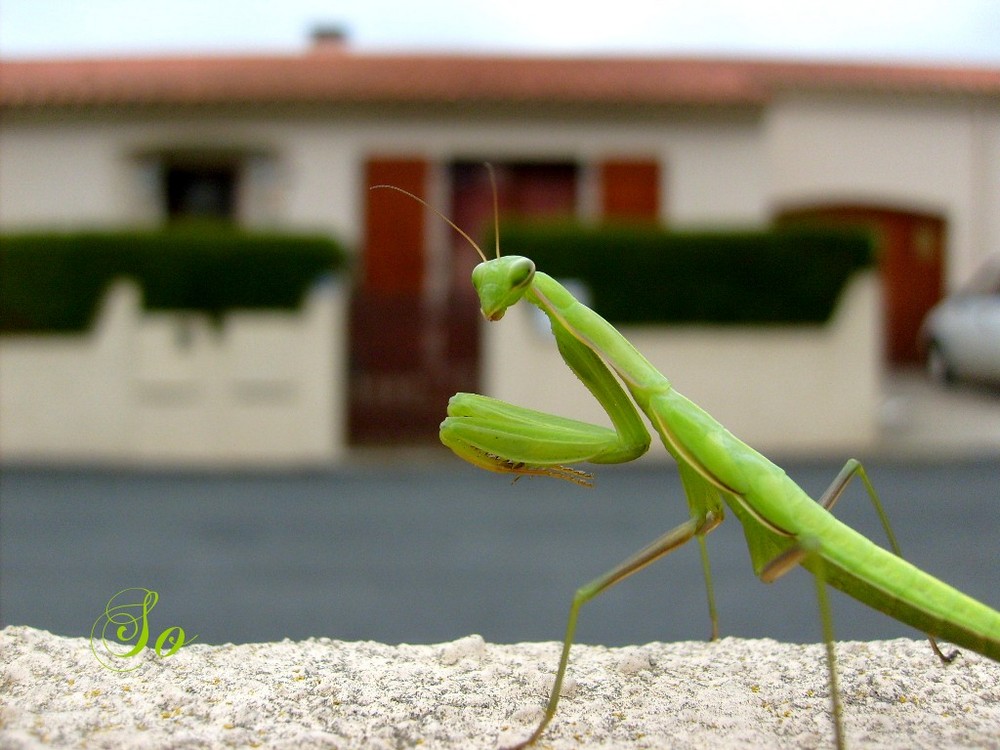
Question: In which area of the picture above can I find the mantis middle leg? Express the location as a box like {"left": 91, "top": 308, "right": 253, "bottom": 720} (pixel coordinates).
{"left": 505, "top": 510, "right": 723, "bottom": 750}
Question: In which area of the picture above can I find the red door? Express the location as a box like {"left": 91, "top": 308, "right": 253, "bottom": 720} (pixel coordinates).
{"left": 362, "top": 158, "right": 426, "bottom": 293}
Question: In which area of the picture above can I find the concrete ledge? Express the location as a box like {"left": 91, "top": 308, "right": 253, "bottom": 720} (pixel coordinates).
{"left": 1, "top": 626, "right": 997, "bottom": 748}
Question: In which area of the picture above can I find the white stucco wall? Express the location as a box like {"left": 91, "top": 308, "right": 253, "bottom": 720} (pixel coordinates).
{"left": 0, "top": 119, "right": 134, "bottom": 227}
{"left": 0, "top": 108, "right": 770, "bottom": 235}
{"left": 975, "top": 102, "right": 1000, "bottom": 278}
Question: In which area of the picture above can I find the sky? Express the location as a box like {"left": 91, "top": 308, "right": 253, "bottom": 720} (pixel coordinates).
{"left": 1, "top": 0, "right": 999, "bottom": 64}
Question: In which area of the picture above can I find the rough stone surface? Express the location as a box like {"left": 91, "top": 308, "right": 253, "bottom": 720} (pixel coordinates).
{"left": 1, "top": 626, "right": 998, "bottom": 748}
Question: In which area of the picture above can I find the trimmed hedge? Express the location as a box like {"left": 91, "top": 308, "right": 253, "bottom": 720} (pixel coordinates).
{"left": 498, "top": 221, "right": 874, "bottom": 324}
{"left": 0, "top": 229, "right": 349, "bottom": 333}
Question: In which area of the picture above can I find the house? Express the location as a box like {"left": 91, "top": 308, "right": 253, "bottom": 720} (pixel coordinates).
{"left": 2, "top": 45, "right": 998, "bottom": 464}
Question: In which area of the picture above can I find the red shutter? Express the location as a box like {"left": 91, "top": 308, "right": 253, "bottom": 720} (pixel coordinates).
{"left": 599, "top": 159, "right": 660, "bottom": 221}
{"left": 363, "top": 157, "right": 428, "bottom": 293}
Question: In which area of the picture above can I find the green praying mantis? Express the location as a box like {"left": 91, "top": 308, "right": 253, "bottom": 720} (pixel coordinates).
{"left": 372, "top": 171, "right": 1000, "bottom": 749}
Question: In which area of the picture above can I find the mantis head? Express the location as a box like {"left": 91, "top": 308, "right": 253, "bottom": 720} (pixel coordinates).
{"left": 471, "top": 256, "right": 535, "bottom": 321}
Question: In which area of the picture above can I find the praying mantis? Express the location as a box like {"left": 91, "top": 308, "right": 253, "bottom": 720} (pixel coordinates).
{"left": 372, "top": 172, "right": 1000, "bottom": 749}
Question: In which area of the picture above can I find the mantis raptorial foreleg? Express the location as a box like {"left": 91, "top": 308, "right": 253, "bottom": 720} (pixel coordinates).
{"left": 372, "top": 168, "right": 1000, "bottom": 749}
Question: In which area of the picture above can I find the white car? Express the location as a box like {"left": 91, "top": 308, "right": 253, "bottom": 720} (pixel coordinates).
{"left": 921, "top": 256, "right": 1000, "bottom": 385}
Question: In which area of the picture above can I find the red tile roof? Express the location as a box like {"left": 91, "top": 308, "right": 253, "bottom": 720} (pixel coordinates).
{"left": 2, "top": 51, "right": 998, "bottom": 109}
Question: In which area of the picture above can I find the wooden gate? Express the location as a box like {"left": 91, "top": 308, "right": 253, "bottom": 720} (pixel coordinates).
{"left": 777, "top": 205, "right": 945, "bottom": 365}
{"left": 349, "top": 158, "right": 480, "bottom": 445}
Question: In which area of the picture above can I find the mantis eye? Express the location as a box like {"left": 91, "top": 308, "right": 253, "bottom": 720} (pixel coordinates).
{"left": 508, "top": 257, "right": 536, "bottom": 290}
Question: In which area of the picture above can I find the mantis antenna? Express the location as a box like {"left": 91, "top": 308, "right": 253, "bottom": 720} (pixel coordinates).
{"left": 370, "top": 162, "right": 503, "bottom": 264}
{"left": 487, "top": 162, "right": 500, "bottom": 260}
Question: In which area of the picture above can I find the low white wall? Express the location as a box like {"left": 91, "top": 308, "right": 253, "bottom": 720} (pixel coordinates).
{"left": 482, "top": 272, "right": 881, "bottom": 457}
{"left": 0, "top": 278, "right": 348, "bottom": 467}
{"left": 1, "top": 272, "right": 880, "bottom": 465}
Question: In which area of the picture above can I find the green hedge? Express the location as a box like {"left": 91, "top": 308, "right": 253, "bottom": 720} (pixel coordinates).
{"left": 498, "top": 221, "right": 874, "bottom": 324}
{"left": 0, "top": 229, "right": 349, "bottom": 333}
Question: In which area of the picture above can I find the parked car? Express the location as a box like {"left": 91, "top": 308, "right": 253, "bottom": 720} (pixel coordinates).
{"left": 920, "top": 256, "right": 1000, "bottom": 385}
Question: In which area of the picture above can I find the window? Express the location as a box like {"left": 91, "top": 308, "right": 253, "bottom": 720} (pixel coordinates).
{"left": 163, "top": 162, "right": 239, "bottom": 223}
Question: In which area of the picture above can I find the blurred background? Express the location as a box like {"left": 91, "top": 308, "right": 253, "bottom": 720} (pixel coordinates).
{"left": 1, "top": 1, "right": 998, "bottom": 649}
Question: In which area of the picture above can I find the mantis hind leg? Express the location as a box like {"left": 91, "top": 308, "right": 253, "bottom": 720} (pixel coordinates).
{"left": 761, "top": 541, "right": 845, "bottom": 750}
{"left": 504, "top": 510, "right": 723, "bottom": 750}
{"left": 697, "top": 534, "right": 720, "bottom": 641}
{"left": 820, "top": 459, "right": 958, "bottom": 663}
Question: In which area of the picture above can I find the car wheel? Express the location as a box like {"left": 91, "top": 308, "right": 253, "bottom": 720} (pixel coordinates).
{"left": 927, "top": 341, "right": 955, "bottom": 385}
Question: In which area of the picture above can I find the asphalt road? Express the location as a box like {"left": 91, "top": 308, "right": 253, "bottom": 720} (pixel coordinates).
{"left": 2, "top": 456, "right": 997, "bottom": 649}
